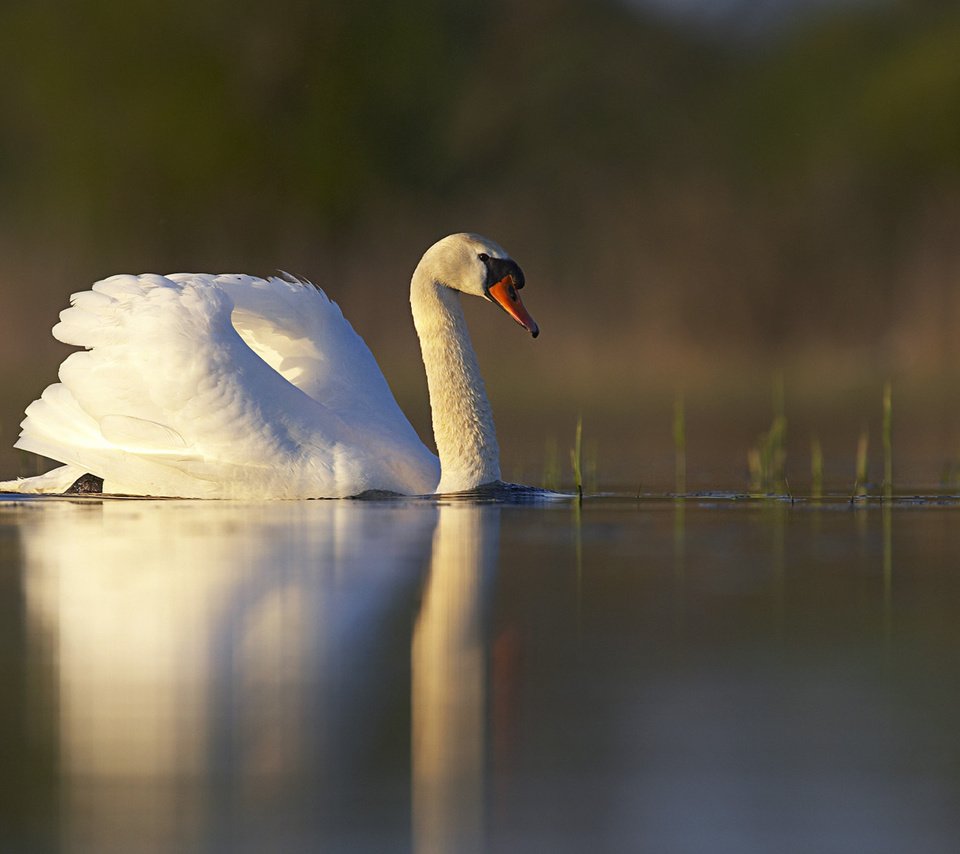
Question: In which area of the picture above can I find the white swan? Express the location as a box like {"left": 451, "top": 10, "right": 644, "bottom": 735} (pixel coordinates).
{"left": 0, "top": 233, "right": 539, "bottom": 498}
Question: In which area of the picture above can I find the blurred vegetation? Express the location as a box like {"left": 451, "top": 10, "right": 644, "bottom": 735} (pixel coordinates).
{"left": 1, "top": 0, "right": 959, "bottom": 484}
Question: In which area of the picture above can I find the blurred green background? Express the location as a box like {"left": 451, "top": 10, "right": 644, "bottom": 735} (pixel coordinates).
{"left": 2, "top": 0, "right": 959, "bottom": 490}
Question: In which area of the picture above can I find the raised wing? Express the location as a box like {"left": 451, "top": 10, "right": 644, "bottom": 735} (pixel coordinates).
{"left": 191, "top": 273, "right": 411, "bottom": 424}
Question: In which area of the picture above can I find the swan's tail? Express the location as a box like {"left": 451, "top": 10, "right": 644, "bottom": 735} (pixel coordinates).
{"left": 14, "top": 382, "right": 108, "bottom": 463}
{"left": 0, "top": 464, "right": 87, "bottom": 494}
{"left": 4, "top": 278, "right": 219, "bottom": 496}
{"left": 0, "top": 380, "right": 106, "bottom": 493}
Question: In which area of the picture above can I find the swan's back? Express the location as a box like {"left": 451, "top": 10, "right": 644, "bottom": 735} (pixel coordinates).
{"left": 7, "top": 273, "right": 439, "bottom": 498}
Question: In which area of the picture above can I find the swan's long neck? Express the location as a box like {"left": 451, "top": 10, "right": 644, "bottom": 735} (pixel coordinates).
{"left": 411, "top": 270, "right": 500, "bottom": 493}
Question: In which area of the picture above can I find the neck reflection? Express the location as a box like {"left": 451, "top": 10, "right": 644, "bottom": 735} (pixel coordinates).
{"left": 412, "top": 501, "right": 500, "bottom": 854}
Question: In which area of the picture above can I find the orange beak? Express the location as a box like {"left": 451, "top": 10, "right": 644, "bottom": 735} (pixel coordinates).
{"left": 487, "top": 276, "right": 539, "bottom": 338}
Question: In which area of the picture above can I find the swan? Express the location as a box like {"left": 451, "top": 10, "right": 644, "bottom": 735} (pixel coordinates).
{"left": 0, "top": 233, "right": 539, "bottom": 498}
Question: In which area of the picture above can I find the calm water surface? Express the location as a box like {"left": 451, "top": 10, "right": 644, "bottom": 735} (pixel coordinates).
{"left": 1, "top": 492, "right": 959, "bottom": 853}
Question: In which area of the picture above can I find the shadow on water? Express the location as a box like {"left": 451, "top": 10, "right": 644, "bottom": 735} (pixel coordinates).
{"left": 1, "top": 492, "right": 960, "bottom": 852}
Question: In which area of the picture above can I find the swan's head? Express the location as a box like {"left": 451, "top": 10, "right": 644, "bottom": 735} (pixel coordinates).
{"left": 422, "top": 233, "right": 539, "bottom": 338}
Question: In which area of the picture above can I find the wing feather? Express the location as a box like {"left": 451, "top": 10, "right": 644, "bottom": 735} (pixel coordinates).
{"left": 210, "top": 274, "right": 412, "bottom": 426}
{"left": 12, "top": 274, "right": 439, "bottom": 498}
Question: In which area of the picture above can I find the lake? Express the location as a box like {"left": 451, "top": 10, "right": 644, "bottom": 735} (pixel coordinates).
{"left": 1, "top": 492, "right": 959, "bottom": 853}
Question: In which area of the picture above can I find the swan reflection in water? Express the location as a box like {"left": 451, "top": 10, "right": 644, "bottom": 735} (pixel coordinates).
{"left": 17, "top": 497, "right": 500, "bottom": 853}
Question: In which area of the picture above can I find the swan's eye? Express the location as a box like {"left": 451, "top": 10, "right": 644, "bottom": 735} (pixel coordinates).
{"left": 478, "top": 253, "right": 490, "bottom": 262}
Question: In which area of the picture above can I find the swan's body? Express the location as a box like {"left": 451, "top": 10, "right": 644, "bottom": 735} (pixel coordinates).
{"left": 0, "top": 233, "right": 538, "bottom": 498}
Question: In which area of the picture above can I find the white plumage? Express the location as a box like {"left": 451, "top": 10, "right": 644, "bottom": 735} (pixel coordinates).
{"left": 1, "top": 233, "right": 538, "bottom": 498}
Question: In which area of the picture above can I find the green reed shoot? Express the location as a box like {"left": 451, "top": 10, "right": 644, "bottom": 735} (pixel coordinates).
{"left": 754, "top": 415, "right": 787, "bottom": 493}
{"left": 811, "top": 437, "right": 823, "bottom": 499}
{"left": 748, "top": 378, "right": 787, "bottom": 494}
{"left": 882, "top": 381, "right": 893, "bottom": 500}
{"left": 543, "top": 436, "right": 560, "bottom": 491}
{"left": 570, "top": 415, "right": 583, "bottom": 500}
{"left": 585, "top": 438, "right": 599, "bottom": 494}
{"left": 854, "top": 427, "right": 869, "bottom": 498}
{"left": 673, "top": 390, "right": 686, "bottom": 495}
